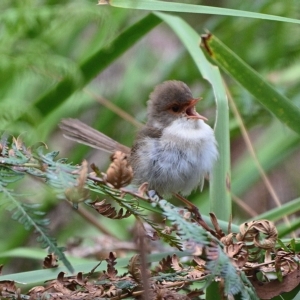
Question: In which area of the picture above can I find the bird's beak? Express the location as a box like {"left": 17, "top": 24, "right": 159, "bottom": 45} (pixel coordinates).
{"left": 185, "top": 98, "right": 208, "bottom": 121}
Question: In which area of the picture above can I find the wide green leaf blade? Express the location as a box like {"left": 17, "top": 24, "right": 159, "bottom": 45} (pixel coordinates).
{"left": 101, "top": 0, "right": 300, "bottom": 24}
{"left": 201, "top": 34, "right": 300, "bottom": 136}
{"left": 155, "top": 12, "right": 231, "bottom": 221}
{"left": 250, "top": 197, "right": 300, "bottom": 222}
{"left": 34, "top": 14, "right": 161, "bottom": 116}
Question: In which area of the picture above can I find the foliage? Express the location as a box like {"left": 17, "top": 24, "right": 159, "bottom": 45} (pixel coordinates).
{"left": 0, "top": 136, "right": 300, "bottom": 299}
{"left": 1, "top": 0, "right": 300, "bottom": 299}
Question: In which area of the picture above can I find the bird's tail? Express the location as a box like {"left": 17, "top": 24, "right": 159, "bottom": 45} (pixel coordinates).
{"left": 59, "top": 118, "right": 130, "bottom": 154}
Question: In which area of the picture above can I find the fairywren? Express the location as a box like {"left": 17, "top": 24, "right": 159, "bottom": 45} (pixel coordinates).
{"left": 60, "top": 80, "right": 218, "bottom": 198}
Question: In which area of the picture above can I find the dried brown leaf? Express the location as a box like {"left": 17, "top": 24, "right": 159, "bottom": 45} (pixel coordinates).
{"left": 187, "top": 269, "right": 206, "bottom": 279}
{"left": 57, "top": 272, "right": 66, "bottom": 284}
{"left": 75, "top": 272, "right": 86, "bottom": 286}
{"left": 77, "top": 159, "right": 88, "bottom": 190}
{"left": 155, "top": 255, "right": 173, "bottom": 273}
{"left": 13, "top": 135, "right": 23, "bottom": 150}
{"left": 128, "top": 254, "right": 142, "bottom": 283}
{"left": 275, "top": 250, "right": 299, "bottom": 275}
{"left": 53, "top": 281, "right": 72, "bottom": 295}
{"left": 43, "top": 253, "right": 59, "bottom": 269}
{"left": 103, "top": 285, "right": 120, "bottom": 297}
{"left": 65, "top": 160, "right": 90, "bottom": 203}
{"left": 90, "top": 199, "right": 131, "bottom": 219}
{"left": 105, "top": 252, "right": 118, "bottom": 278}
{"left": 105, "top": 151, "right": 133, "bottom": 188}
{"left": 90, "top": 162, "right": 101, "bottom": 177}
{"left": 220, "top": 233, "right": 234, "bottom": 246}
{"left": 224, "top": 243, "right": 248, "bottom": 268}
{"left": 154, "top": 287, "right": 190, "bottom": 300}
{"left": 187, "top": 289, "right": 204, "bottom": 299}
{"left": 237, "top": 220, "right": 277, "bottom": 250}
{"left": 193, "top": 256, "right": 205, "bottom": 268}
{"left": 209, "top": 212, "right": 225, "bottom": 239}
{"left": 171, "top": 254, "right": 183, "bottom": 272}
{"left": 28, "top": 285, "right": 46, "bottom": 295}
{"left": 0, "top": 280, "right": 17, "bottom": 293}
{"left": 250, "top": 268, "right": 300, "bottom": 299}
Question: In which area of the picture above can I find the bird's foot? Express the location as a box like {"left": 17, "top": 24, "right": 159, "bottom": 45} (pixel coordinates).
{"left": 173, "top": 193, "right": 215, "bottom": 235}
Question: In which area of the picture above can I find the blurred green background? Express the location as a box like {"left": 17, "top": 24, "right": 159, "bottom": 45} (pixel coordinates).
{"left": 1, "top": 0, "right": 300, "bottom": 275}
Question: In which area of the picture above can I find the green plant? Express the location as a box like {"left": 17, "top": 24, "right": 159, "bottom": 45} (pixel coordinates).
{"left": 1, "top": 0, "right": 300, "bottom": 299}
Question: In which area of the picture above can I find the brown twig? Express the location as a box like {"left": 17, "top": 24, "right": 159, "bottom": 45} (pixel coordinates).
{"left": 67, "top": 201, "right": 119, "bottom": 239}
{"left": 226, "top": 84, "right": 294, "bottom": 236}
{"left": 84, "top": 89, "right": 143, "bottom": 128}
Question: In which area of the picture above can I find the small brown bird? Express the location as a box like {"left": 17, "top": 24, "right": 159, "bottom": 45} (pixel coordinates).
{"left": 60, "top": 80, "right": 218, "bottom": 198}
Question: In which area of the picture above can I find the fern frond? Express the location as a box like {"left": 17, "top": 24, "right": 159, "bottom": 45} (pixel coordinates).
{"left": 157, "top": 199, "right": 258, "bottom": 299}
{"left": 89, "top": 199, "right": 132, "bottom": 219}
{"left": 0, "top": 184, "right": 73, "bottom": 273}
{"left": 88, "top": 182, "right": 182, "bottom": 249}
{"left": 35, "top": 147, "right": 88, "bottom": 204}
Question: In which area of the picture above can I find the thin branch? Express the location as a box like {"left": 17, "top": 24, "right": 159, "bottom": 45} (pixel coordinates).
{"left": 67, "top": 201, "right": 119, "bottom": 239}
{"left": 226, "top": 84, "right": 293, "bottom": 235}
{"left": 84, "top": 89, "right": 143, "bottom": 128}
{"left": 231, "top": 193, "right": 258, "bottom": 218}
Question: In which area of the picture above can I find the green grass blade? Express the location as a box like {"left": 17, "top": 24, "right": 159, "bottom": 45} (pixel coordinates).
{"left": 102, "top": 0, "right": 300, "bottom": 24}
{"left": 34, "top": 14, "right": 161, "bottom": 117}
{"left": 202, "top": 34, "right": 300, "bottom": 136}
{"left": 155, "top": 12, "right": 231, "bottom": 221}
{"left": 277, "top": 218, "right": 300, "bottom": 238}
{"left": 249, "top": 197, "right": 300, "bottom": 222}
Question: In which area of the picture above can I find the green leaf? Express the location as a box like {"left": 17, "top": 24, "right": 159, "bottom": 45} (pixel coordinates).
{"left": 155, "top": 11, "right": 231, "bottom": 221}
{"left": 201, "top": 34, "right": 300, "bottom": 136}
{"left": 33, "top": 14, "right": 161, "bottom": 117}
{"left": 103, "top": 0, "right": 300, "bottom": 24}
{"left": 249, "top": 197, "right": 300, "bottom": 222}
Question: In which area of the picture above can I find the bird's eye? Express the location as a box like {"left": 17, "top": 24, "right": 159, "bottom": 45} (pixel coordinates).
{"left": 171, "top": 105, "right": 180, "bottom": 112}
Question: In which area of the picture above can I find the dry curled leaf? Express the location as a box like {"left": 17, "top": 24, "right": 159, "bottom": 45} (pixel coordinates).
{"left": 187, "top": 269, "right": 206, "bottom": 280}
{"left": 275, "top": 250, "right": 299, "bottom": 275}
{"left": 171, "top": 254, "right": 183, "bottom": 272}
{"left": 43, "top": 253, "right": 58, "bottom": 269}
{"left": 193, "top": 256, "right": 206, "bottom": 269}
{"left": 105, "top": 252, "right": 118, "bottom": 279}
{"left": 28, "top": 286, "right": 46, "bottom": 295}
{"left": 128, "top": 254, "right": 142, "bottom": 283}
{"left": 155, "top": 255, "right": 173, "bottom": 273}
{"left": 0, "top": 280, "right": 17, "bottom": 294}
{"left": 237, "top": 220, "right": 277, "bottom": 250}
{"left": 153, "top": 287, "right": 190, "bottom": 300}
{"left": 90, "top": 199, "right": 131, "bottom": 219}
{"left": 105, "top": 151, "right": 133, "bottom": 188}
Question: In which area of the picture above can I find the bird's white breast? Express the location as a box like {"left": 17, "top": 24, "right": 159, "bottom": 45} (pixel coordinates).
{"left": 134, "top": 118, "right": 218, "bottom": 197}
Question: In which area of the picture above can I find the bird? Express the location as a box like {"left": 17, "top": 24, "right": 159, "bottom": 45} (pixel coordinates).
{"left": 59, "top": 80, "right": 218, "bottom": 198}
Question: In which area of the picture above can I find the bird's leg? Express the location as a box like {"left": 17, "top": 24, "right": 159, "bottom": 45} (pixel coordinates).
{"left": 173, "top": 193, "right": 200, "bottom": 215}
{"left": 173, "top": 193, "right": 216, "bottom": 236}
